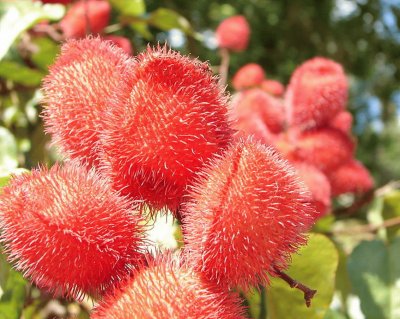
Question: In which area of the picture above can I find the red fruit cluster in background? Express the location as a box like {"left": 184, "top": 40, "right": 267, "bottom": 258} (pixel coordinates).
{"left": 0, "top": 38, "right": 317, "bottom": 318}
{"left": 60, "top": 0, "right": 111, "bottom": 39}
{"left": 230, "top": 57, "right": 373, "bottom": 217}
{"left": 47, "top": 0, "right": 134, "bottom": 55}
{"left": 216, "top": 15, "right": 250, "bottom": 52}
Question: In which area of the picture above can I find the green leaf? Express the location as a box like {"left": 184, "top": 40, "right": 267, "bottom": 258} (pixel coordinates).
{"left": 0, "top": 168, "right": 29, "bottom": 190}
{"left": 109, "top": 0, "right": 145, "bottom": 16}
{"left": 31, "top": 37, "right": 59, "bottom": 71}
{"left": 323, "top": 309, "right": 348, "bottom": 319}
{"left": 0, "top": 127, "right": 18, "bottom": 172}
{"left": 382, "top": 191, "right": 400, "bottom": 241}
{"left": 0, "top": 61, "right": 45, "bottom": 86}
{"left": 0, "top": 248, "right": 27, "bottom": 319}
{"left": 148, "top": 8, "right": 193, "bottom": 35}
{"left": 267, "top": 234, "right": 339, "bottom": 319}
{"left": 347, "top": 237, "right": 400, "bottom": 319}
{"left": 0, "top": 1, "right": 64, "bottom": 60}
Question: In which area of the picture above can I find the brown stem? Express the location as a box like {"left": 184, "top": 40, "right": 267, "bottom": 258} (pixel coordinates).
{"left": 331, "top": 215, "right": 400, "bottom": 235}
{"left": 218, "top": 48, "right": 230, "bottom": 88}
{"left": 334, "top": 190, "right": 374, "bottom": 216}
{"left": 334, "top": 180, "right": 400, "bottom": 217}
{"left": 273, "top": 267, "right": 317, "bottom": 307}
{"left": 84, "top": 0, "right": 92, "bottom": 35}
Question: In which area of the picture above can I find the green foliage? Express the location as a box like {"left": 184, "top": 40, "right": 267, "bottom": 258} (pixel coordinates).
{"left": 266, "top": 234, "right": 339, "bottom": 319}
{"left": 0, "top": 1, "right": 64, "bottom": 60}
{"left": 0, "top": 249, "right": 27, "bottom": 319}
{"left": 348, "top": 237, "right": 400, "bottom": 319}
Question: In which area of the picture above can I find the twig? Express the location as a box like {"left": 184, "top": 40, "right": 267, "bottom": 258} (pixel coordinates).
{"left": 218, "top": 48, "right": 230, "bottom": 88}
{"left": 331, "top": 215, "right": 400, "bottom": 235}
{"left": 334, "top": 180, "right": 400, "bottom": 216}
{"left": 273, "top": 267, "right": 317, "bottom": 307}
{"left": 84, "top": 0, "right": 92, "bottom": 35}
{"left": 32, "top": 24, "right": 64, "bottom": 42}
{"left": 334, "top": 190, "right": 374, "bottom": 216}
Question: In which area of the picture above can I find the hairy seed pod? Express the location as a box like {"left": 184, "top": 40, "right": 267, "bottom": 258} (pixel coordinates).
{"left": 0, "top": 163, "right": 145, "bottom": 300}
{"left": 60, "top": 0, "right": 110, "bottom": 39}
{"left": 232, "top": 63, "right": 265, "bottom": 90}
{"left": 182, "top": 139, "right": 316, "bottom": 289}
{"left": 215, "top": 15, "right": 250, "bottom": 52}
{"left": 100, "top": 46, "right": 233, "bottom": 212}
{"left": 327, "top": 159, "right": 374, "bottom": 196}
{"left": 231, "top": 88, "right": 285, "bottom": 135}
{"left": 293, "top": 128, "right": 354, "bottom": 173}
{"left": 293, "top": 163, "right": 331, "bottom": 217}
{"left": 285, "top": 57, "right": 348, "bottom": 128}
{"left": 92, "top": 253, "right": 247, "bottom": 319}
{"left": 42, "top": 37, "right": 134, "bottom": 166}
{"left": 261, "top": 79, "right": 285, "bottom": 97}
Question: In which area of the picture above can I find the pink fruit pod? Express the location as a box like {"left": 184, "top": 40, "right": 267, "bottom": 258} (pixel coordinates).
{"left": 92, "top": 253, "right": 247, "bottom": 319}
{"left": 232, "top": 63, "right": 265, "bottom": 90}
{"left": 100, "top": 46, "right": 233, "bottom": 213}
{"left": 292, "top": 127, "right": 355, "bottom": 173}
{"left": 42, "top": 37, "right": 134, "bottom": 166}
{"left": 285, "top": 57, "right": 348, "bottom": 128}
{"left": 60, "top": 0, "right": 111, "bottom": 39}
{"left": 182, "top": 139, "right": 316, "bottom": 290}
{"left": 231, "top": 88, "right": 285, "bottom": 135}
{"left": 327, "top": 159, "right": 374, "bottom": 196}
{"left": 0, "top": 162, "right": 145, "bottom": 300}
{"left": 103, "top": 35, "right": 134, "bottom": 55}
{"left": 293, "top": 162, "right": 332, "bottom": 217}
{"left": 215, "top": 15, "right": 250, "bottom": 52}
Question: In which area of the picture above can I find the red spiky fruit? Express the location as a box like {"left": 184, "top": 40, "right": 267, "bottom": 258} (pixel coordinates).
{"left": 0, "top": 163, "right": 145, "bottom": 299}
{"left": 293, "top": 128, "right": 354, "bottom": 173}
{"left": 327, "top": 159, "right": 374, "bottom": 196}
{"left": 261, "top": 79, "right": 285, "bottom": 96}
{"left": 182, "top": 139, "right": 316, "bottom": 289}
{"left": 232, "top": 63, "right": 265, "bottom": 90}
{"left": 60, "top": 0, "right": 110, "bottom": 39}
{"left": 215, "top": 15, "right": 250, "bottom": 52}
{"left": 231, "top": 88, "right": 285, "bottom": 134}
{"left": 293, "top": 163, "right": 331, "bottom": 217}
{"left": 92, "top": 253, "right": 247, "bottom": 319}
{"left": 285, "top": 57, "right": 348, "bottom": 128}
{"left": 103, "top": 35, "right": 134, "bottom": 55}
{"left": 330, "top": 111, "right": 353, "bottom": 134}
{"left": 42, "top": 37, "right": 134, "bottom": 166}
{"left": 100, "top": 47, "right": 233, "bottom": 212}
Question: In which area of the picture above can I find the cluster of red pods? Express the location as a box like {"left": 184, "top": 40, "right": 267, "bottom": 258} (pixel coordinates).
{"left": 0, "top": 35, "right": 371, "bottom": 318}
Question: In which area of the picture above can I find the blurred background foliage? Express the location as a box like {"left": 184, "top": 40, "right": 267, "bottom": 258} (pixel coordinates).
{"left": 0, "top": 0, "right": 400, "bottom": 319}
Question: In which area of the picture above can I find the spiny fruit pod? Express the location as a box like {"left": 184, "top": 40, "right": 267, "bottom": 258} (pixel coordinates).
{"left": 60, "top": 0, "right": 111, "bottom": 39}
{"left": 232, "top": 63, "right": 265, "bottom": 90}
{"left": 100, "top": 46, "right": 233, "bottom": 212}
{"left": 103, "top": 35, "right": 134, "bottom": 55}
{"left": 215, "top": 15, "right": 250, "bottom": 52}
{"left": 0, "top": 162, "right": 145, "bottom": 300}
{"left": 231, "top": 88, "right": 285, "bottom": 134}
{"left": 293, "top": 163, "right": 331, "bottom": 217}
{"left": 285, "top": 57, "right": 348, "bottom": 128}
{"left": 292, "top": 128, "right": 355, "bottom": 173}
{"left": 182, "top": 139, "right": 316, "bottom": 290}
{"left": 92, "top": 253, "right": 247, "bottom": 319}
{"left": 327, "top": 159, "right": 374, "bottom": 196}
{"left": 329, "top": 111, "right": 353, "bottom": 134}
{"left": 261, "top": 79, "right": 285, "bottom": 97}
{"left": 42, "top": 37, "right": 134, "bottom": 166}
